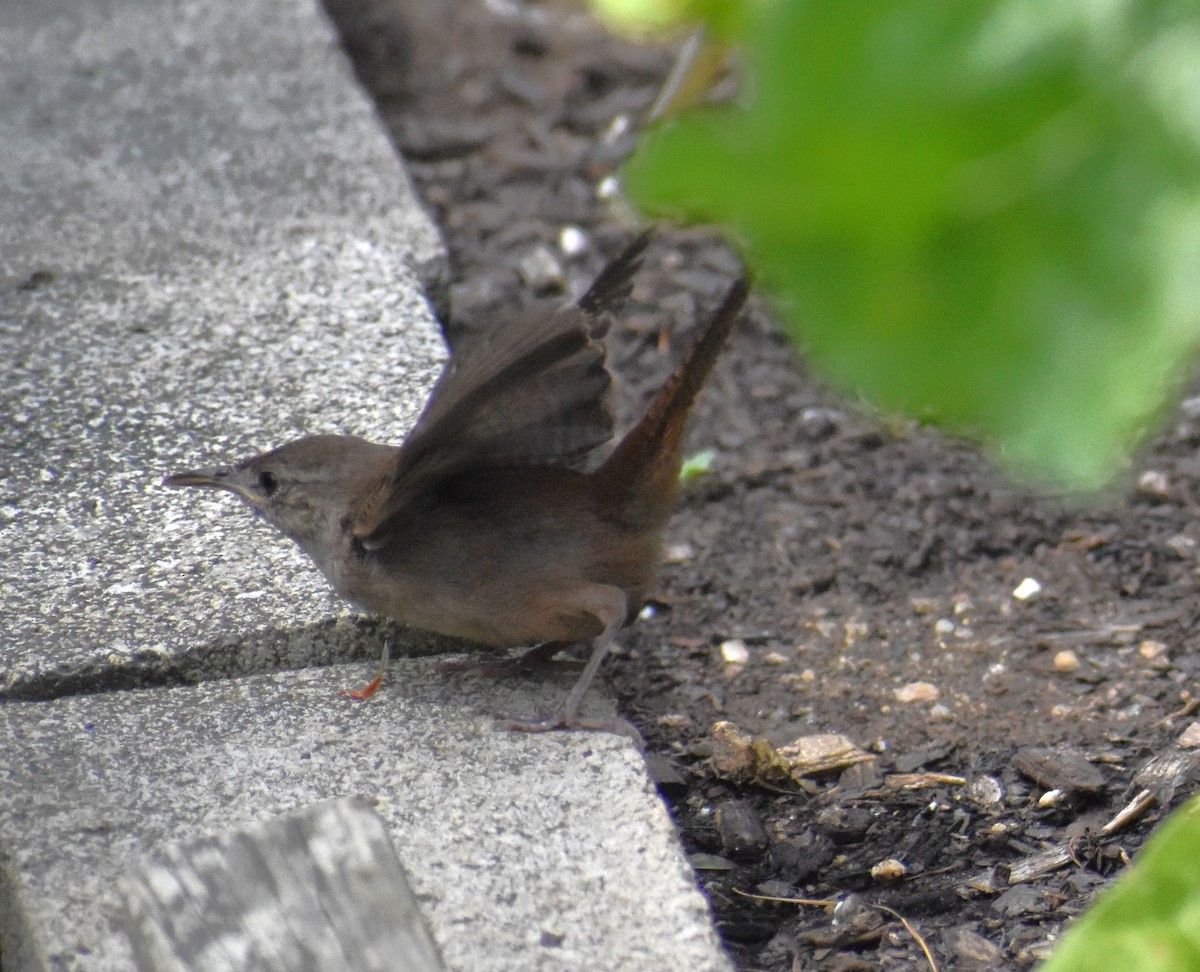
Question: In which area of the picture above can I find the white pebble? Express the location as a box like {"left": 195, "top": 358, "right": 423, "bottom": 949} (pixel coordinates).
{"left": 1038, "top": 789, "right": 1064, "bottom": 808}
{"left": 720, "top": 639, "right": 750, "bottom": 665}
{"left": 596, "top": 175, "right": 621, "bottom": 200}
{"left": 558, "top": 225, "right": 589, "bottom": 257}
{"left": 1138, "top": 469, "right": 1170, "bottom": 496}
{"left": 1012, "top": 577, "right": 1042, "bottom": 602}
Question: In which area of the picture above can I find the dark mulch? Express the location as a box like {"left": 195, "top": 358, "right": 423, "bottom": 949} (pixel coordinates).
{"left": 322, "top": 1, "right": 1200, "bottom": 968}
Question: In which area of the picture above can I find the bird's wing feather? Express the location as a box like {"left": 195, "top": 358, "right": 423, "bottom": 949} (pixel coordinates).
{"left": 351, "top": 233, "right": 651, "bottom": 547}
{"left": 351, "top": 304, "right": 612, "bottom": 546}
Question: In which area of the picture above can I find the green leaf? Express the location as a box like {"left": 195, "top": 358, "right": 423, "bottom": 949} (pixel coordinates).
{"left": 624, "top": 0, "right": 1200, "bottom": 490}
{"left": 679, "top": 448, "right": 716, "bottom": 481}
{"left": 1040, "top": 795, "right": 1200, "bottom": 972}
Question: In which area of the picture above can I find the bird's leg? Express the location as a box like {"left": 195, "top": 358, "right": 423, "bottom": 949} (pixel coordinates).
{"left": 339, "top": 639, "right": 391, "bottom": 701}
{"left": 504, "top": 627, "right": 644, "bottom": 746}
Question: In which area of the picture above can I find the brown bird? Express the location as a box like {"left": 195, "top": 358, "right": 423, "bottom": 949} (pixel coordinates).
{"left": 165, "top": 234, "right": 748, "bottom": 737}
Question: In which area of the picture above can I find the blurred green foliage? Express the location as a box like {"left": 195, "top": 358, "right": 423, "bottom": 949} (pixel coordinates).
{"left": 589, "top": 0, "right": 753, "bottom": 38}
{"left": 1039, "top": 794, "right": 1200, "bottom": 972}
{"left": 679, "top": 448, "right": 716, "bottom": 480}
{"left": 620, "top": 0, "right": 1200, "bottom": 490}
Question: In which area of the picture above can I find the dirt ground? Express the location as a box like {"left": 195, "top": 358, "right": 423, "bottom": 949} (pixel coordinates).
{"left": 323, "top": 1, "right": 1200, "bottom": 968}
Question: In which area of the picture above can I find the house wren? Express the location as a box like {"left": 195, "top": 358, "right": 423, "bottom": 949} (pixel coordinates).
{"left": 165, "top": 233, "right": 748, "bottom": 737}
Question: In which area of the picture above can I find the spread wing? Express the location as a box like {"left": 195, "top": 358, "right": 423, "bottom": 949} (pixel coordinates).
{"left": 352, "top": 232, "right": 649, "bottom": 547}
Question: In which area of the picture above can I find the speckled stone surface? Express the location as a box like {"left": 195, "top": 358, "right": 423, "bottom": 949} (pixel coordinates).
{"left": 0, "top": 666, "right": 730, "bottom": 972}
{"left": 2, "top": 234, "right": 452, "bottom": 697}
{"left": 0, "top": 0, "right": 449, "bottom": 698}
{"left": 0, "top": 0, "right": 445, "bottom": 281}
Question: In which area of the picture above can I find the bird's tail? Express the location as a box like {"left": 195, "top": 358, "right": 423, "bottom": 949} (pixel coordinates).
{"left": 597, "top": 278, "right": 749, "bottom": 526}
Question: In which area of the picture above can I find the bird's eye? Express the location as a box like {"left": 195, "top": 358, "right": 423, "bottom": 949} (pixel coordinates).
{"left": 258, "top": 471, "right": 279, "bottom": 496}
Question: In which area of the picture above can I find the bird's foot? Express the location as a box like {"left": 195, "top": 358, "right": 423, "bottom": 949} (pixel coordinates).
{"left": 502, "top": 709, "right": 644, "bottom": 747}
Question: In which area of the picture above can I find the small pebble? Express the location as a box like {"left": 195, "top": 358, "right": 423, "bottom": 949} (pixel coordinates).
{"left": 1053, "top": 650, "right": 1079, "bottom": 673}
{"left": 709, "top": 721, "right": 757, "bottom": 780}
{"left": 517, "top": 245, "right": 564, "bottom": 291}
{"left": 894, "top": 682, "right": 939, "bottom": 704}
{"left": 1166, "top": 534, "right": 1196, "bottom": 558}
{"left": 754, "top": 878, "right": 796, "bottom": 900}
{"left": 1038, "top": 788, "right": 1064, "bottom": 807}
{"left": 833, "top": 893, "right": 866, "bottom": 924}
{"left": 762, "top": 651, "right": 788, "bottom": 666}
{"left": 991, "top": 884, "right": 1045, "bottom": 917}
{"left": 714, "top": 799, "right": 769, "bottom": 860}
{"left": 843, "top": 620, "right": 869, "bottom": 645}
{"left": 769, "top": 828, "right": 835, "bottom": 883}
{"left": 945, "top": 927, "right": 1005, "bottom": 969}
{"left": 870, "top": 858, "right": 906, "bottom": 881}
{"left": 779, "top": 669, "right": 815, "bottom": 690}
{"left": 1139, "top": 640, "right": 1169, "bottom": 663}
{"left": 966, "top": 775, "right": 1004, "bottom": 806}
{"left": 720, "top": 639, "right": 750, "bottom": 665}
{"left": 1138, "top": 469, "right": 1170, "bottom": 496}
{"left": 558, "top": 225, "right": 589, "bottom": 257}
{"left": 1177, "top": 722, "right": 1200, "bottom": 749}
{"left": 933, "top": 618, "right": 956, "bottom": 636}
{"left": 816, "top": 806, "right": 874, "bottom": 842}
{"left": 1012, "top": 577, "right": 1042, "bottom": 602}
{"left": 663, "top": 542, "right": 695, "bottom": 563}
{"left": 596, "top": 175, "right": 621, "bottom": 199}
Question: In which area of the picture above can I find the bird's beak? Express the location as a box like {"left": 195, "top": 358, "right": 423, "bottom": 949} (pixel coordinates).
{"left": 163, "top": 465, "right": 255, "bottom": 503}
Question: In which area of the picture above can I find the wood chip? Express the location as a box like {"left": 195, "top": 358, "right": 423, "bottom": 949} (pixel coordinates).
{"left": 1009, "top": 762, "right": 1190, "bottom": 886}
{"left": 885, "top": 773, "right": 967, "bottom": 790}
{"left": 1007, "top": 847, "right": 1072, "bottom": 884}
{"left": 709, "top": 721, "right": 873, "bottom": 785}
{"left": 1012, "top": 744, "right": 1106, "bottom": 795}
{"left": 1101, "top": 789, "right": 1156, "bottom": 835}
{"left": 779, "top": 734, "right": 875, "bottom": 776}
{"left": 1131, "top": 751, "right": 1197, "bottom": 805}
